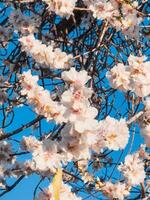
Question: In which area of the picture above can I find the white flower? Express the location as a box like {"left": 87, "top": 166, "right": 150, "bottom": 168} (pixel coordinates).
{"left": 60, "top": 124, "right": 95, "bottom": 160}
{"left": 118, "top": 153, "right": 146, "bottom": 186}
{"left": 61, "top": 84, "right": 98, "bottom": 133}
{"left": 127, "top": 55, "right": 150, "bottom": 97}
{"left": 107, "top": 55, "right": 150, "bottom": 97}
{"left": 106, "top": 63, "right": 131, "bottom": 91}
{"left": 131, "top": 75, "right": 150, "bottom": 97}
{"left": 19, "top": 34, "right": 73, "bottom": 69}
{"left": 85, "top": 0, "right": 142, "bottom": 37}
{"left": 99, "top": 116, "right": 129, "bottom": 151}
{"left": 20, "top": 70, "right": 66, "bottom": 123}
{"left": 43, "top": 0, "right": 77, "bottom": 18}
{"left": 31, "top": 139, "right": 63, "bottom": 173}
{"left": 21, "top": 136, "right": 42, "bottom": 152}
{"left": 89, "top": 0, "right": 115, "bottom": 20}
{"left": 127, "top": 55, "right": 149, "bottom": 76}
{"left": 102, "top": 182, "right": 130, "bottom": 200}
{"left": 61, "top": 68, "right": 91, "bottom": 88}
{"left": 37, "top": 182, "right": 82, "bottom": 200}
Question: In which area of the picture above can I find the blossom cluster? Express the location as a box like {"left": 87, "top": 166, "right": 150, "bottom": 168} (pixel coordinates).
{"left": 43, "top": 0, "right": 77, "bottom": 18}
{"left": 20, "top": 68, "right": 130, "bottom": 173}
{"left": 102, "top": 182, "right": 130, "bottom": 200}
{"left": 107, "top": 55, "right": 150, "bottom": 97}
{"left": 84, "top": 0, "right": 142, "bottom": 37}
{"left": 19, "top": 34, "right": 73, "bottom": 69}
{"left": 37, "top": 181, "right": 81, "bottom": 200}
{"left": 18, "top": 0, "right": 77, "bottom": 18}
{"left": 21, "top": 136, "right": 63, "bottom": 173}
{"left": 17, "top": 0, "right": 142, "bottom": 37}
{"left": 20, "top": 70, "right": 66, "bottom": 123}
{"left": 118, "top": 152, "right": 146, "bottom": 186}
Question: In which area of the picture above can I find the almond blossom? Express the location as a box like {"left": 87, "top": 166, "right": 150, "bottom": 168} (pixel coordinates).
{"left": 37, "top": 181, "right": 82, "bottom": 200}
{"left": 87, "top": 0, "right": 116, "bottom": 21}
{"left": 61, "top": 68, "right": 91, "bottom": 88}
{"left": 141, "top": 125, "right": 150, "bottom": 148}
{"left": 0, "top": 140, "right": 16, "bottom": 188}
{"left": 102, "top": 182, "right": 130, "bottom": 200}
{"left": 118, "top": 153, "right": 146, "bottom": 186}
{"left": 19, "top": 34, "right": 73, "bottom": 69}
{"left": 84, "top": 0, "right": 142, "bottom": 37}
{"left": 43, "top": 0, "right": 77, "bottom": 18}
{"left": 107, "top": 55, "right": 150, "bottom": 97}
{"left": 61, "top": 94, "right": 98, "bottom": 133}
{"left": 60, "top": 123, "right": 99, "bottom": 161}
{"left": 20, "top": 70, "right": 66, "bottom": 123}
{"left": 127, "top": 55, "right": 150, "bottom": 97}
{"left": 61, "top": 68, "right": 98, "bottom": 133}
{"left": 97, "top": 116, "right": 129, "bottom": 151}
{"left": 22, "top": 136, "right": 63, "bottom": 173}
{"left": 106, "top": 63, "right": 131, "bottom": 91}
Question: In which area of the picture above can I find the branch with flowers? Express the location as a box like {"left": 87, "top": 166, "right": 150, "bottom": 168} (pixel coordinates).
{"left": 0, "top": 0, "right": 149, "bottom": 199}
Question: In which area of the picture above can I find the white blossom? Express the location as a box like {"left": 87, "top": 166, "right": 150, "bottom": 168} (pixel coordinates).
{"left": 106, "top": 63, "right": 131, "bottom": 91}
{"left": 98, "top": 116, "right": 129, "bottom": 151}
{"left": 118, "top": 153, "right": 146, "bottom": 186}
{"left": 102, "top": 182, "right": 130, "bottom": 200}
{"left": 43, "top": 0, "right": 77, "bottom": 18}
{"left": 127, "top": 55, "right": 150, "bottom": 97}
{"left": 20, "top": 70, "right": 66, "bottom": 123}
{"left": 88, "top": 0, "right": 115, "bottom": 20}
{"left": 19, "top": 34, "right": 73, "bottom": 69}
{"left": 61, "top": 68, "right": 91, "bottom": 88}
{"left": 22, "top": 137, "right": 63, "bottom": 173}
{"left": 107, "top": 55, "right": 150, "bottom": 97}
{"left": 37, "top": 181, "right": 82, "bottom": 200}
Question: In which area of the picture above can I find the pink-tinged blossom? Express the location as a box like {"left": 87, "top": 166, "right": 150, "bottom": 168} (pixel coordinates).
{"left": 102, "top": 182, "right": 130, "bottom": 200}
{"left": 20, "top": 70, "right": 66, "bottom": 123}
{"left": 88, "top": 0, "right": 115, "bottom": 20}
{"left": 37, "top": 181, "right": 82, "bottom": 200}
{"left": 127, "top": 55, "right": 150, "bottom": 97}
{"left": 107, "top": 55, "right": 150, "bottom": 97}
{"left": 22, "top": 137, "right": 63, "bottom": 173}
{"left": 118, "top": 153, "right": 146, "bottom": 186}
{"left": 98, "top": 116, "right": 129, "bottom": 151}
{"left": 16, "top": 0, "right": 77, "bottom": 18}
{"left": 43, "top": 0, "right": 77, "bottom": 18}
{"left": 61, "top": 87, "right": 98, "bottom": 133}
{"left": 106, "top": 63, "right": 131, "bottom": 91}
{"left": 60, "top": 124, "right": 98, "bottom": 161}
{"left": 61, "top": 68, "right": 91, "bottom": 88}
{"left": 84, "top": 0, "right": 142, "bottom": 37}
{"left": 21, "top": 136, "right": 42, "bottom": 152}
{"left": 19, "top": 34, "right": 73, "bottom": 69}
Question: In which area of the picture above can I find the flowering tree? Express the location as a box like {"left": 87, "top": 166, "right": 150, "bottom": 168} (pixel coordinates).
{"left": 0, "top": 0, "right": 150, "bottom": 199}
